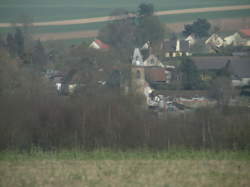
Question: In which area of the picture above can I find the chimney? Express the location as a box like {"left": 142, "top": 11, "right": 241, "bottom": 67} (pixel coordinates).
{"left": 176, "top": 39, "right": 180, "bottom": 52}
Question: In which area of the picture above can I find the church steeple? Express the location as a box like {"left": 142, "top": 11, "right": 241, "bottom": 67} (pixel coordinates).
{"left": 132, "top": 48, "right": 144, "bottom": 66}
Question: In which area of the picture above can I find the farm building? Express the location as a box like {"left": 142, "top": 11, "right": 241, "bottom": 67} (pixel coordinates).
{"left": 191, "top": 56, "right": 250, "bottom": 86}
{"left": 89, "top": 39, "right": 110, "bottom": 50}
{"left": 205, "top": 34, "right": 224, "bottom": 48}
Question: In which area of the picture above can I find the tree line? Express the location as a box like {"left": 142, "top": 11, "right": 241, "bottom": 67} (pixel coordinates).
{"left": 0, "top": 55, "right": 249, "bottom": 151}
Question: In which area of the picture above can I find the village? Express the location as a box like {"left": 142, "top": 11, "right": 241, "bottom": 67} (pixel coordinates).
{"left": 45, "top": 27, "right": 250, "bottom": 114}
{"left": 1, "top": 2, "right": 250, "bottom": 186}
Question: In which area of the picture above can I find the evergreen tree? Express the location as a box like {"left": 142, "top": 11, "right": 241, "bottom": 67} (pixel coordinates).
{"left": 32, "top": 40, "right": 47, "bottom": 69}
{"left": 179, "top": 58, "right": 202, "bottom": 90}
{"left": 183, "top": 18, "right": 211, "bottom": 38}
{"left": 0, "top": 33, "right": 6, "bottom": 48}
{"left": 6, "top": 33, "right": 16, "bottom": 56}
{"left": 14, "top": 28, "right": 24, "bottom": 56}
{"left": 136, "top": 15, "right": 164, "bottom": 45}
{"left": 138, "top": 3, "right": 154, "bottom": 17}
{"left": 107, "top": 69, "right": 121, "bottom": 88}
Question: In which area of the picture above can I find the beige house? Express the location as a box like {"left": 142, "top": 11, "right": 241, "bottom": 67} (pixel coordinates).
{"left": 224, "top": 32, "right": 246, "bottom": 46}
{"left": 143, "top": 54, "right": 164, "bottom": 67}
{"left": 205, "top": 34, "right": 224, "bottom": 48}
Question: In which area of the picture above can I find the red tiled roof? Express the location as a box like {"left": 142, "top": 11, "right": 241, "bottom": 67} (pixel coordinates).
{"left": 95, "top": 39, "right": 110, "bottom": 49}
{"left": 145, "top": 68, "right": 166, "bottom": 82}
{"left": 240, "top": 29, "right": 250, "bottom": 37}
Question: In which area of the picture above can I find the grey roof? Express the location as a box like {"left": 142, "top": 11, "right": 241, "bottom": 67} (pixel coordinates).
{"left": 231, "top": 59, "right": 250, "bottom": 78}
{"left": 179, "top": 40, "right": 190, "bottom": 52}
{"left": 191, "top": 56, "right": 232, "bottom": 70}
{"left": 163, "top": 39, "right": 190, "bottom": 52}
{"left": 191, "top": 56, "right": 250, "bottom": 78}
{"left": 163, "top": 40, "right": 176, "bottom": 52}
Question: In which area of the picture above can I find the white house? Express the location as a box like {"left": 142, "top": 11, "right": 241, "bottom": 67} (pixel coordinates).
{"left": 185, "top": 35, "right": 196, "bottom": 46}
{"left": 132, "top": 48, "right": 144, "bottom": 66}
{"left": 141, "top": 41, "right": 150, "bottom": 50}
{"left": 224, "top": 32, "right": 246, "bottom": 46}
{"left": 205, "top": 34, "right": 224, "bottom": 48}
{"left": 89, "top": 39, "right": 110, "bottom": 50}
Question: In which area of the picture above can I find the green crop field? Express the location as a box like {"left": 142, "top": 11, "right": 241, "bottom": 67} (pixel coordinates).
{"left": 0, "top": 0, "right": 250, "bottom": 22}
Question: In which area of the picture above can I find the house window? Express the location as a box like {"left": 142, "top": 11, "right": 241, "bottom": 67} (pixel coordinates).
{"left": 136, "top": 70, "right": 141, "bottom": 79}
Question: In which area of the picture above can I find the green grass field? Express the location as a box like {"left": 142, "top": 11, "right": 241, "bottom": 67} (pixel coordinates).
{"left": 0, "top": 0, "right": 250, "bottom": 22}
{"left": 0, "top": 150, "right": 250, "bottom": 187}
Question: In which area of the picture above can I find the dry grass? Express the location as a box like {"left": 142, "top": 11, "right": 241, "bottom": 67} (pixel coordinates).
{"left": 1, "top": 159, "right": 250, "bottom": 187}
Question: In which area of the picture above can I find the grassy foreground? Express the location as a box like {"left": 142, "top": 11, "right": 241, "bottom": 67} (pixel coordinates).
{"left": 0, "top": 150, "right": 250, "bottom": 187}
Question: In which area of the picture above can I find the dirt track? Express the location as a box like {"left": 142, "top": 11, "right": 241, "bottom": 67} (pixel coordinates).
{"left": 0, "top": 5, "right": 250, "bottom": 27}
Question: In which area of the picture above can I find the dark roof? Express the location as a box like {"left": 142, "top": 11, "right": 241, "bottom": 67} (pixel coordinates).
{"left": 140, "top": 49, "right": 150, "bottom": 61}
{"left": 180, "top": 40, "right": 190, "bottom": 52}
{"left": 163, "top": 40, "right": 176, "bottom": 52}
{"left": 191, "top": 56, "right": 250, "bottom": 78}
{"left": 232, "top": 52, "right": 250, "bottom": 57}
{"left": 191, "top": 56, "right": 232, "bottom": 70}
{"left": 145, "top": 67, "right": 166, "bottom": 82}
{"left": 162, "top": 39, "right": 190, "bottom": 52}
{"left": 231, "top": 59, "right": 250, "bottom": 78}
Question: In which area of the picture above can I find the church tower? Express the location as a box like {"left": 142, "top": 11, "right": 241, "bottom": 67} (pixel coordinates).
{"left": 131, "top": 48, "right": 148, "bottom": 94}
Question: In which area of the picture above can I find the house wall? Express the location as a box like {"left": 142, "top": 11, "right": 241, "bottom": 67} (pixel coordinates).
{"left": 231, "top": 78, "right": 250, "bottom": 87}
{"left": 165, "top": 52, "right": 192, "bottom": 58}
{"left": 200, "top": 72, "right": 212, "bottom": 81}
{"left": 89, "top": 42, "right": 100, "bottom": 49}
{"left": 242, "top": 78, "right": 250, "bottom": 85}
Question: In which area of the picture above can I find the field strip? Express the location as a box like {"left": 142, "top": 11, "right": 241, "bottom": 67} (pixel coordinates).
{"left": 33, "top": 30, "right": 98, "bottom": 41}
{"left": 34, "top": 16, "right": 250, "bottom": 41}
{"left": 0, "top": 5, "right": 250, "bottom": 27}
{"left": 155, "top": 5, "right": 250, "bottom": 16}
